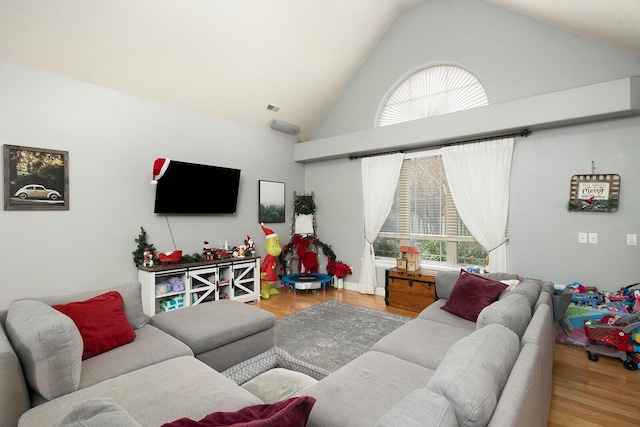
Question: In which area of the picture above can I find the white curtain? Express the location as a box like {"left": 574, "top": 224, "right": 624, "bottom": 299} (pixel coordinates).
{"left": 358, "top": 153, "right": 404, "bottom": 294}
{"left": 441, "top": 138, "right": 514, "bottom": 273}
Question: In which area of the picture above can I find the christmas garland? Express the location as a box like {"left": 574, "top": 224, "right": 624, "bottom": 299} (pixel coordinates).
{"left": 294, "top": 194, "right": 316, "bottom": 215}
{"left": 279, "top": 236, "right": 336, "bottom": 267}
{"left": 568, "top": 199, "right": 618, "bottom": 212}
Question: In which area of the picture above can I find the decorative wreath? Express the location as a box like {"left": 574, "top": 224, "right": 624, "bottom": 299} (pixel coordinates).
{"left": 294, "top": 195, "right": 316, "bottom": 215}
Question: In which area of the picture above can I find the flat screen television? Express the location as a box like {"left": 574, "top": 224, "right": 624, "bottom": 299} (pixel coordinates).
{"left": 153, "top": 160, "right": 241, "bottom": 214}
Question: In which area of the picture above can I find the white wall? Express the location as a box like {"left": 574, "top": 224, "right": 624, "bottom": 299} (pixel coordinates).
{"left": 304, "top": 0, "right": 640, "bottom": 290}
{"left": 0, "top": 61, "right": 303, "bottom": 309}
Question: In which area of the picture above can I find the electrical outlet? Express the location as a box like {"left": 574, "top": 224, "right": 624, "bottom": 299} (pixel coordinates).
{"left": 578, "top": 233, "right": 587, "bottom": 243}
{"left": 588, "top": 233, "right": 598, "bottom": 244}
{"left": 627, "top": 234, "right": 637, "bottom": 246}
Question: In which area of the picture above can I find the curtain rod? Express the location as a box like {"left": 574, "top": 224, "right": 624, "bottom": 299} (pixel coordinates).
{"left": 348, "top": 129, "right": 532, "bottom": 160}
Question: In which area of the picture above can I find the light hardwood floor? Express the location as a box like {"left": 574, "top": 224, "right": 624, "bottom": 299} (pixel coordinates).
{"left": 250, "top": 287, "right": 640, "bottom": 427}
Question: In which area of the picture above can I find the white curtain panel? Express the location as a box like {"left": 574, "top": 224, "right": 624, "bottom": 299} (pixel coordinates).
{"left": 441, "top": 138, "right": 514, "bottom": 273}
{"left": 358, "top": 153, "right": 404, "bottom": 294}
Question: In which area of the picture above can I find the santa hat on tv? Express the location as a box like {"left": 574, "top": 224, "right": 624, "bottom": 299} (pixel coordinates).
{"left": 151, "top": 158, "right": 170, "bottom": 184}
{"left": 261, "top": 223, "right": 277, "bottom": 239}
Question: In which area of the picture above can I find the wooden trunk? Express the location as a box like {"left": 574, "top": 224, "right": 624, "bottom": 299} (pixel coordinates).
{"left": 385, "top": 268, "right": 437, "bottom": 313}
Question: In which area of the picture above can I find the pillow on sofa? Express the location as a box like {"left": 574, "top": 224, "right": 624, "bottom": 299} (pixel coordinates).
{"left": 57, "top": 398, "right": 142, "bottom": 427}
{"left": 440, "top": 270, "right": 508, "bottom": 322}
{"left": 5, "top": 299, "right": 83, "bottom": 400}
{"left": 53, "top": 291, "right": 136, "bottom": 360}
{"left": 501, "top": 280, "right": 542, "bottom": 310}
{"left": 29, "top": 282, "right": 147, "bottom": 330}
{"left": 161, "top": 395, "right": 316, "bottom": 427}
{"left": 425, "top": 324, "right": 519, "bottom": 427}
{"left": 476, "top": 293, "right": 532, "bottom": 339}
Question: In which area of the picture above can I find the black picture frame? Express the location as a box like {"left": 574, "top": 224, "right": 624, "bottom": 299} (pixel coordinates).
{"left": 259, "top": 180, "right": 285, "bottom": 223}
{"left": 3, "top": 144, "right": 69, "bottom": 211}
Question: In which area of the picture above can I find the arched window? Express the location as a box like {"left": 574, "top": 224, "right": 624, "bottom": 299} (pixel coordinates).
{"left": 375, "top": 65, "right": 490, "bottom": 268}
{"left": 377, "top": 65, "right": 488, "bottom": 127}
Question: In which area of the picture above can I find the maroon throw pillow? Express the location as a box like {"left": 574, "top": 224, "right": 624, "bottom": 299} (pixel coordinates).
{"left": 440, "top": 270, "right": 508, "bottom": 322}
{"left": 162, "top": 396, "right": 316, "bottom": 427}
{"left": 53, "top": 291, "right": 136, "bottom": 359}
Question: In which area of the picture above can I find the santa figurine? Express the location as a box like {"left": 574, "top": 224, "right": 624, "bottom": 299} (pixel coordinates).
{"left": 259, "top": 224, "right": 282, "bottom": 299}
{"left": 245, "top": 235, "right": 256, "bottom": 257}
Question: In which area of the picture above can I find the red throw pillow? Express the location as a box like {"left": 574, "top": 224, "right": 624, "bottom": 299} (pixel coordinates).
{"left": 440, "top": 270, "right": 508, "bottom": 322}
{"left": 162, "top": 396, "right": 316, "bottom": 427}
{"left": 53, "top": 291, "right": 136, "bottom": 359}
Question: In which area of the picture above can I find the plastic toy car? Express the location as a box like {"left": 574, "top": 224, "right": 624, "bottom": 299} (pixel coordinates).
{"left": 14, "top": 184, "right": 61, "bottom": 200}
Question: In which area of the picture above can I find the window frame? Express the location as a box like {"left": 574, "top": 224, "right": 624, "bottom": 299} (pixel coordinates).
{"left": 374, "top": 149, "right": 486, "bottom": 268}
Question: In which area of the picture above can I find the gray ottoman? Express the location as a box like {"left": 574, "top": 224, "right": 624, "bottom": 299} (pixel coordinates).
{"left": 150, "top": 300, "right": 276, "bottom": 371}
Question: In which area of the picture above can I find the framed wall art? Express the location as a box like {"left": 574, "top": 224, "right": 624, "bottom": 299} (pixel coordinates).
{"left": 3, "top": 145, "right": 69, "bottom": 211}
{"left": 259, "top": 180, "right": 285, "bottom": 223}
{"left": 568, "top": 173, "right": 620, "bottom": 213}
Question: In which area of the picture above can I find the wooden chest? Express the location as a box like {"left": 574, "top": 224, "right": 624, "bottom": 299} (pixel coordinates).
{"left": 385, "top": 268, "right": 437, "bottom": 313}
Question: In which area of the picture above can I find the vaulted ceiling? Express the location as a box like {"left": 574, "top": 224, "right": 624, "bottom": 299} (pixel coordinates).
{"left": 0, "top": 0, "right": 638, "bottom": 141}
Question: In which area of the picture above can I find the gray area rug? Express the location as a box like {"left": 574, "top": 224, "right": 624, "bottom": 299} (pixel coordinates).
{"left": 276, "top": 300, "right": 411, "bottom": 372}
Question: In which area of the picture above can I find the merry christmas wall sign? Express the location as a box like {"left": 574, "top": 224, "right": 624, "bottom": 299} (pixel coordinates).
{"left": 568, "top": 173, "right": 620, "bottom": 213}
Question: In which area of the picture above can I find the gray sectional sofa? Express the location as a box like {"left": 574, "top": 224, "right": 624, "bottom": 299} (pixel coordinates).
{"left": 301, "top": 271, "right": 556, "bottom": 427}
{"left": 0, "top": 282, "right": 276, "bottom": 427}
{"left": 0, "top": 272, "right": 555, "bottom": 427}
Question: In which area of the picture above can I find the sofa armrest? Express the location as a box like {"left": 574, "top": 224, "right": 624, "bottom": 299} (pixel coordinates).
{"left": 0, "top": 318, "right": 31, "bottom": 427}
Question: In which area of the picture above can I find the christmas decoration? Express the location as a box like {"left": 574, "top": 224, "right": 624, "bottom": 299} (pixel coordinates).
{"left": 568, "top": 197, "right": 618, "bottom": 212}
{"left": 293, "top": 194, "right": 316, "bottom": 215}
{"left": 293, "top": 235, "right": 319, "bottom": 273}
{"left": 326, "top": 260, "right": 352, "bottom": 278}
{"left": 132, "top": 227, "right": 157, "bottom": 266}
{"left": 151, "top": 158, "right": 170, "bottom": 184}
{"left": 245, "top": 235, "right": 256, "bottom": 257}
{"left": 260, "top": 223, "right": 282, "bottom": 299}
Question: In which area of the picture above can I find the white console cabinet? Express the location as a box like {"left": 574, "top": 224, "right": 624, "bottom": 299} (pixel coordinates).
{"left": 138, "top": 257, "right": 260, "bottom": 317}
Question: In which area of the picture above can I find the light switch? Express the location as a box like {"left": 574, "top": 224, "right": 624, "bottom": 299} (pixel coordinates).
{"left": 578, "top": 233, "right": 587, "bottom": 243}
{"left": 588, "top": 233, "right": 598, "bottom": 244}
{"left": 628, "top": 234, "right": 637, "bottom": 246}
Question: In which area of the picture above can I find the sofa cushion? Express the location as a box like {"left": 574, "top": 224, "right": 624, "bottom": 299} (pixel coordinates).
{"left": 5, "top": 300, "right": 83, "bottom": 400}
{"left": 150, "top": 300, "right": 276, "bottom": 355}
{"left": 476, "top": 293, "right": 532, "bottom": 339}
{"left": 28, "top": 282, "right": 146, "bottom": 330}
{"left": 303, "top": 351, "right": 435, "bottom": 427}
{"left": 53, "top": 291, "right": 136, "bottom": 359}
{"left": 162, "top": 396, "right": 316, "bottom": 427}
{"left": 241, "top": 368, "right": 317, "bottom": 404}
{"left": 77, "top": 324, "right": 193, "bottom": 390}
{"left": 376, "top": 388, "right": 458, "bottom": 427}
{"left": 417, "top": 300, "right": 476, "bottom": 330}
{"left": 440, "top": 270, "right": 508, "bottom": 322}
{"left": 426, "top": 324, "right": 520, "bottom": 427}
{"left": 57, "top": 398, "right": 142, "bottom": 427}
{"left": 371, "top": 318, "right": 472, "bottom": 370}
{"left": 19, "top": 356, "right": 264, "bottom": 427}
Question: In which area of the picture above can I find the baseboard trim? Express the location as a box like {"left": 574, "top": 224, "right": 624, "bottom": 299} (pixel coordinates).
{"left": 340, "top": 281, "right": 386, "bottom": 297}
